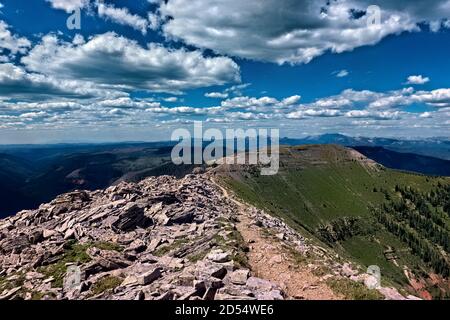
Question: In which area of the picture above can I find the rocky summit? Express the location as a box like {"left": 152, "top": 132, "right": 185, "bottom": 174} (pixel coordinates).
{"left": 0, "top": 174, "right": 286, "bottom": 300}
{"left": 0, "top": 172, "right": 419, "bottom": 300}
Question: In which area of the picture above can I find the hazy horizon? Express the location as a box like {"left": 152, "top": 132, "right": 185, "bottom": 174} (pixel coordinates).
{"left": 0, "top": 132, "right": 449, "bottom": 147}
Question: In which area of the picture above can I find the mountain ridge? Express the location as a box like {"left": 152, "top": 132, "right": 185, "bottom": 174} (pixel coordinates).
{"left": 281, "top": 134, "right": 450, "bottom": 160}
{"left": 214, "top": 145, "right": 450, "bottom": 299}
{"left": 0, "top": 165, "right": 419, "bottom": 300}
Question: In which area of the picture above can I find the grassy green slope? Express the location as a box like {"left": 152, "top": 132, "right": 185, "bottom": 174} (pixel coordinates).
{"left": 218, "top": 145, "right": 450, "bottom": 294}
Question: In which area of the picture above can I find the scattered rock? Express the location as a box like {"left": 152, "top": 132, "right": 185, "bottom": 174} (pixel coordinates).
{"left": 246, "top": 277, "right": 280, "bottom": 292}
{"left": 137, "top": 268, "right": 162, "bottom": 285}
{"left": 64, "top": 228, "right": 76, "bottom": 240}
{"left": 121, "top": 275, "right": 138, "bottom": 287}
{"left": 254, "top": 290, "right": 284, "bottom": 300}
{"left": 126, "top": 239, "right": 147, "bottom": 253}
{"left": 230, "top": 269, "right": 250, "bottom": 285}
{"left": 148, "top": 238, "right": 162, "bottom": 252}
{"left": 0, "top": 234, "right": 29, "bottom": 254}
{"left": 341, "top": 263, "right": 358, "bottom": 277}
{"left": 169, "top": 210, "right": 194, "bottom": 225}
{"left": 112, "top": 203, "right": 152, "bottom": 231}
{"left": 197, "top": 261, "right": 228, "bottom": 280}
{"left": 207, "top": 249, "right": 230, "bottom": 263}
{"left": 43, "top": 229, "right": 58, "bottom": 239}
{"left": 378, "top": 287, "right": 408, "bottom": 300}
{"left": 203, "top": 287, "right": 217, "bottom": 300}
{"left": 28, "top": 229, "right": 44, "bottom": 244}
{"left": 0, "top": 287, "right": 21, "bottom": 300}
{"left": 275, "top": 233, "right": 285, "bottom": 240}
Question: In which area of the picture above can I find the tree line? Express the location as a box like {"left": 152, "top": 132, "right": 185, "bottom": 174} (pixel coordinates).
{"left": 373, "top": 184, "right": 450, "bottom": 277}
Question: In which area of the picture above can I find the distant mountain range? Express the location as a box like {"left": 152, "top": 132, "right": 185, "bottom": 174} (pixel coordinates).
{"left": 0, "top": 135, "right": 449, "bottom": 217}
{"left": 0, "top": 143, "right": 195, "bottom": 218}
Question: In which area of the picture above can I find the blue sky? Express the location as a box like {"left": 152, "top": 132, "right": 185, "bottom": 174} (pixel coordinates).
{"left": 0, "top": 0, "right": 449, "bottom": 143}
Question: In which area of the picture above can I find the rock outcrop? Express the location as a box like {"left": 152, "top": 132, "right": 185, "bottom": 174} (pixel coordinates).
{"left": 0, "top": 175, "right": 283, "bottom": 300}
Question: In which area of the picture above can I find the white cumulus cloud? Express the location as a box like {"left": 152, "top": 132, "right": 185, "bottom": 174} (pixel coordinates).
{"left": 0, "top": 63, "right": 125, "bottom": 101}
{"left": 45, "top": 0, "right": 89, "bottom": 13}
{"left": 97, "top": 2, "right": 149, "bottom": 35}
{"left": 21, "top": 32, "right": 241, "bottom": 94}
{"left": 406, "top": 75, "right": 430, "bottom": 85}
{"left": 0, "top": 20, "right": 31, "bottom": 59}
{"left": 156, "top": 0, "right": 425, "bottom": 64}
{"left": 205, "top": 92, "right": 229, "bottom": 99}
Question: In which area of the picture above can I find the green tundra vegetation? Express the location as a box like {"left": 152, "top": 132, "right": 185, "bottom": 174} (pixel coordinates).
{"left": 219, "top": 145, "right": 450, "bottom": 298}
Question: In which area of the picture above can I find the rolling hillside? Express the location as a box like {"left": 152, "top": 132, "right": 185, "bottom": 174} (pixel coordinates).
{"left": 0, "top": 154, "right": 37, "bottom": 215}
{"left": 0, "top": 144, "right": 194, "bottom": 218}
{"left": 215, "top": 145, "right": 450, "bottom": 299}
